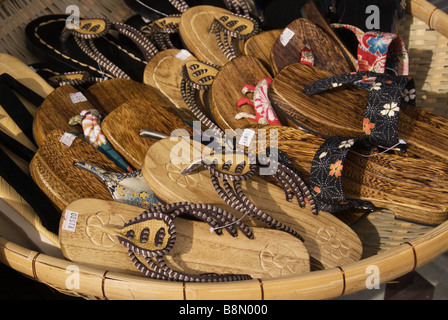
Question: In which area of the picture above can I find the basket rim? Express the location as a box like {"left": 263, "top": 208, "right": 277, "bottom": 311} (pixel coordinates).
{"left": 1, "top": 218, "right": 447, "bottom": 300}
{"left": 1, "top": 0, "right": 448, "bottom": 300}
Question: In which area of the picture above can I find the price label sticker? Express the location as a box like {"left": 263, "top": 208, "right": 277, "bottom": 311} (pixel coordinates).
{"left": 59, "top": 132, "right": 77, "bottom": 147}
{"left": 280, "top": 28, "right": 295, "bottom": 46}
{"left": 69, "top": 92, "right": 88, "bottom": 104}
{"left": 238, "top": 129, "right": 255, "bottom": 147}
{"left": 62, "top": 210, "right": 79, "bottom": 232}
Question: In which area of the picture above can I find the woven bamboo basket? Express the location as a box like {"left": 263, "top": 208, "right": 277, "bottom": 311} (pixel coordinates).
{"left": 0, "top": 0, "right": 447, "bottom": 300}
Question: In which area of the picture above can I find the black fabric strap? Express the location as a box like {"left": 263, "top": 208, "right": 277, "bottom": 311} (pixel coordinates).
{"left": 304, "top": 71, "right": 415, "bottom": 153}
{"left": 309, "top": 136, "right": 375, "bottom": 213}
{"left": 0, "top": 73, "right": 45, "bottom": 146}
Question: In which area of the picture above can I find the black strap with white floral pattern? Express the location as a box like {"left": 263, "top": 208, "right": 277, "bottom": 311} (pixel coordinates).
{"left": 304, "top": 71, "right": 416, "bottom": 153}
{"left": 309, "top": 136, "right": 375, "bottom": 213}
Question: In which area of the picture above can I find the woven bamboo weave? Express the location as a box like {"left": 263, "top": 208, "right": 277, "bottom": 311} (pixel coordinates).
{"left": 397, "top": 14, "right": 448, "bottom": 116}
{"left": 0, "top": 0, "right": 447, "bottom": 300}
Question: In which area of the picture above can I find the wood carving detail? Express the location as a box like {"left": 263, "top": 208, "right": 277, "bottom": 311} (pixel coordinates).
{"left": 316, "top": 226, "right": 352, "bottom": 260}
{"left": 165, "top": 162, "right": 203, "bottom": 188}
{"left": 260, "top": 241, "right": 309, "bottom": 277}
{"left": 86, "top": 211, "right": 126, "bottom": 247}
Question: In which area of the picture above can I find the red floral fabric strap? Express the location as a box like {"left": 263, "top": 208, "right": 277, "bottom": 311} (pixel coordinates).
{"left": 331, "top": 23, "right": 409, "bottom": 76}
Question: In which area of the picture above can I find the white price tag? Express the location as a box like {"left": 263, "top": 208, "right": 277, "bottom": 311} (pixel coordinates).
{"left": 280, "top": 28, "right": 295, "bottom": 46}
{"left": 238, "top": 129, "right": 255, "bottom": 147}
{"left": 141, "top": 16, "right": 151, "bottom": 23}
{"left": 176, "top": 49, "right": 192, "bottom": 60}
{"left": 59, "top": 132, "right": 77, "bottom": 147}
{"left": 62, "top": 210, "right": 79, "bottom": 232}
{"left": 69, "top": 92, "right": 88, "bottom": 104}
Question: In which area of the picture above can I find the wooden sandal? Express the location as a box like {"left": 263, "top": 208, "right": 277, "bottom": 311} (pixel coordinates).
{"left": 142, "top": 137, "right": 363, "bottom": 270}
{"left": 241, "top": 0, "right": 358, "bottom": 76}
{"left": 25, "top": 15, "right": 158, "bottom": 82}
{"left": 124, "top": 0, "right": 253, "bottom": 51}
{"left": 60, "top": 198, "right": 310, "bottom": 280}
{"left": 179, "top": 5, "right": 260, "bottom": 66}
{"left": 247, "top": 125, "right": 448, "bottom": 225}
{"left": 270, "top": 63, "right": 448, "bottom": 166}
{"left": 209, "top": 55, "right": 292, "bottom": 132}
{"left": 84, "top": 77, "right": 195, "bottom": 126}
{"left": 100, "top": 98, "right": 193, "bottom": 169}
{"left": 30, "top": 130, "right": 126, "bottom": 211}
{"left": 143, "top": 48, "right": 200, "bottom": 124}
{"left": 270, "top": 17, "right": 355, "bottom": 75}
{"left": 85, "top": 78, "right": 164, "bottom": 113}
{"left": 33, "top": 85, "right": 132, "bottom": 171}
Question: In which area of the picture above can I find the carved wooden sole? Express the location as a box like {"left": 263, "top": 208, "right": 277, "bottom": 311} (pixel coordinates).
{"left": 142, "top": 137, "right": 364, "bottom": 270}
{"left": 59, "top": 198, "right": 311, "bottom": 279}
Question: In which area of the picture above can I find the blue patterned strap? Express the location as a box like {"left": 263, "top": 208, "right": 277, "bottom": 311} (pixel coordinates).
{"left": 75, "top": 162, "right": 163, "bottom": 209}
{"left": 309, "top": 136, "right": 375, "bottom": 213}
{"left": 304, "top": 71, "right": 415, "bottom": 153}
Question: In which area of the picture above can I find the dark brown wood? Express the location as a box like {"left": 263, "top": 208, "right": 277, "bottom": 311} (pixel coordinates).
{"left": 101, "top": 99, "right": 193, "bottom": 169}
{"left": 209, "top": 55, "right": 293, "bottom": 132}
{"left": 142, "top": 137, "right": 364, "bottom": 270}
{"left": 33, "top": 86, "right": 104, "bottom": 146}
{"left": 30, "top": 130, "right": 124, "bottom": 211}
{"left": 179, "top": 5, "right": 239, "bottom": 66}
{"left": 271, "top": 18, "right": 355, "bottom": 75}
{"left": 270, "top": 63, "right": 367, "bottom": 137}
{"left": 143, "top": 49, "right": 200, "bottom": 124}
